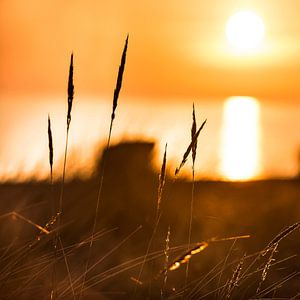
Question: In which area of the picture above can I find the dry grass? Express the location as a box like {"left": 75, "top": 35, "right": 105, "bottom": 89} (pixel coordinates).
{"left": 1, "top": 37, "right": 300, "bottom": 300}
{"left": 175, "top": 119, "right": 206, "bottom": 176}
{"left": 191, "top": 103, "right": 197, "bottom": 170}
{"left": 79, "top": 35, "right": 129, "bottom": 299}
{"left": 226, "top": 254, "right": 245, "bottom": 299}
{"left": 256, "top": 242, "right": 278, "bottom": 295}
{"left": 157, "top": 143, "right": 167, "bottom": 216}
{"left": 47, "top": 115, "right": 53, "bottom": 182}
{"left": 0, "top": 211, "right": 50, "bottom": 234}
{"left": 67, "top": 53, "right": 74, "bottom": 130}
{"left": 265, "top": 221, "right": 300, "bottom": 254}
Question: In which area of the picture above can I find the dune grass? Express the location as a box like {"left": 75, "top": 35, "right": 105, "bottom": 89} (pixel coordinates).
{"left": 1, "top": 38, "right": 300, "bottom": 300}
{"left": 79, "top": 35, "right": 129, "bottom": 299}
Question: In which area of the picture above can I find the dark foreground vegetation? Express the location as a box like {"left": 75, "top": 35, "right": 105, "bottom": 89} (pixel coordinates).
{"left": 1, "top": 141, "right": 300, "bottom": 299}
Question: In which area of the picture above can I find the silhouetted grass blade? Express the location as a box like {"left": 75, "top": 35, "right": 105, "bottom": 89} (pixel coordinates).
{"left": 48, "top": 114, "right": 53, "bottom": 179}
{"left": 67, "top": 53, "right": 74, "bottom": 130}
{"left": 175, "top": 119, "right": 207, "bottom": 176}
{"left": 111, "top": 35, "right": 128, "bottom": 123}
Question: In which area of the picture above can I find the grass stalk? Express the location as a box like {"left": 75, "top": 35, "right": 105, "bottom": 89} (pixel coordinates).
{"left": 54, "top": 53, "right": 75, "bottom": 299}
{"left": 79, "top": 35, "right": 128, "bottom": 299}
{"left": 132, "top": 142, "right": 168, "bottom": 298}
{"left": 48, "top": 114, "right": 57, "bottom": 300}
{"left": 161, "top": 226, "right": 171, "bottom": 299}
{"left": 185, "top": 103, "right": 198, "bottom": 287}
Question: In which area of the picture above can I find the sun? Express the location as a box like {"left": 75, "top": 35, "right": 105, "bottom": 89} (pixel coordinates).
{"left": 226, "top": 10, "right": 265, "bottom": 52}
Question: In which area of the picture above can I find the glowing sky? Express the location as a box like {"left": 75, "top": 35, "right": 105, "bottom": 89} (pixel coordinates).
{"left": 2, "top": 0, "right": 300, "bottom": 100}
{"left": 2, "top": 1, "right": 300, "bottom": 180}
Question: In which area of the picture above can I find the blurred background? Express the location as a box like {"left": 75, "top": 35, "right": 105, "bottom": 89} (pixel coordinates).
{"left": 1, "top": 0, "right": 300, "bottom": 181}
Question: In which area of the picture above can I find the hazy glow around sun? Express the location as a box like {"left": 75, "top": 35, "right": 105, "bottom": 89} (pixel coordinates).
{"left": 226, "top": 11, "right": 265, "bottom": 52}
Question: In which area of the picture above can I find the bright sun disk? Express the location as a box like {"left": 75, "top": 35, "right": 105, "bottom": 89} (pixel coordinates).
{"left": 226, "top": 10, "right": 265, "bottom": 52}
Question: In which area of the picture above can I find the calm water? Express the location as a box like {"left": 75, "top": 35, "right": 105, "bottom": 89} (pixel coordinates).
{"left": 0, "top": 95, "right": 300, "bottom": 180}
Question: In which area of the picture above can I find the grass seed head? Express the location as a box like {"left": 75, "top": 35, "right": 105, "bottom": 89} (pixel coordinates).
{"left": 191, "top": 103, "right": 197, "bottom": 167}
{"left": 48, "top": 114, "right": 53, "bottom": 178}
{"left": 175, "top": 119, "right": 207, "bottom": 176}
{"left": 157, "top": 143, "right": 167, "bottom": 212}
{"left": 67, "top": 53, "right": 74, "bottom": 129}
{"left": 111, "top": 35, "right": 129, "bottom": 122}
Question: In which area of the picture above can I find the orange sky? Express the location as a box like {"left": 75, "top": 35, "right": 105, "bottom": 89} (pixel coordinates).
{"left": 2, "top": 1, "right": 300, "bottom": 181}
{"left": 1, "top": 0, "right": 300, "bottom": 100}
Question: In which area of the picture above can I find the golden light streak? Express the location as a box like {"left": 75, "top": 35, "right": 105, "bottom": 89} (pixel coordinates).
{"left": 220, "top": 97, "right": 261, "bottom": 181}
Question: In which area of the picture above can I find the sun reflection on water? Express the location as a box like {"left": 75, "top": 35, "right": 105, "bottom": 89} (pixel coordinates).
{"left": 220, "top": 96, "right": 261, "bottom": 180}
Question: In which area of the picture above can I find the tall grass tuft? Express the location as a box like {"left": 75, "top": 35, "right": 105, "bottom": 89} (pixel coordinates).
{"left": 79, "top": 36, "right": 129, "bottom": 299}
{"left": 47, "top": 114, "right": 56, "bottom": 299}
{"left": 189, "top": 104, "right": 198, "bottom": 243}
{"left": 185, "top": 104, "right": 199, "bottom": 290}
{"left": 55, "top": 53, "right": 75, "bottom": 299}
{"left": 58, "top": 52, "right": 74, "bottom": 218}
